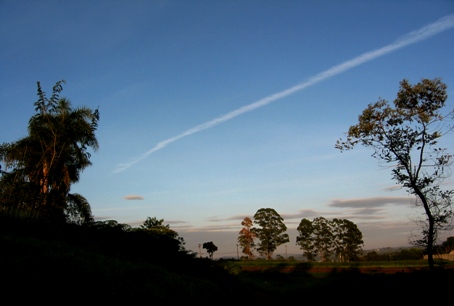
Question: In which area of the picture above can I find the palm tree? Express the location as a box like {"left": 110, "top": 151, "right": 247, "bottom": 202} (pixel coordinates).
{"left": 0, "top": 80, "right": 99, "bottom": 223}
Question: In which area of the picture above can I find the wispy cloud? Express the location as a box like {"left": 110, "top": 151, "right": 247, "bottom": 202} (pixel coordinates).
{"left": 114, "top": 14, "right": 454, "bottom": 174}
{"left": 328, "top": 196, "right": 412, "bottom": 208}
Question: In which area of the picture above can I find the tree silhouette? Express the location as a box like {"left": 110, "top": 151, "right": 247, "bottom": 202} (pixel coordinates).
{"left": 0, "top": 80, "right": 99, "bottom": 223}
{"left": 252, "top": 208, "right": 289, "bottom": 260}
{"left": 336, "top": 78, "right": 454, "bottom": 270}
{"left": 202, "top": 241, "right": 218, "bottom": 259}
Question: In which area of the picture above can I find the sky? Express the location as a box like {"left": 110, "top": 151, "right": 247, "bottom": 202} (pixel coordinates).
{"left": 1, "top": 0, "right": 454, "bottom": 259}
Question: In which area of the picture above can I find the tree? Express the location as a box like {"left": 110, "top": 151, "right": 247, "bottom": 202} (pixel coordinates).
{"left": 336, "top": 78, "right": 454, "bottom": 270}
{"left": 238, "top": 217, "right": 257, "bottom": 259}
{"left": 331, "top": 218, "right": 364, "bottom": 262}
{"left": 0, "top": 80, "right": 99, "bottom": 224}
{"left": 251, "top": 208, "right": 289, "bottom": 260}
{"left": 202, "top": 241, "right": 218, "bottom": 259}
{"left": 296, "top": 218, "right": 317, "bottom": 261}
{"left": 311, "top": 217, "right": 334, "bottom": 262}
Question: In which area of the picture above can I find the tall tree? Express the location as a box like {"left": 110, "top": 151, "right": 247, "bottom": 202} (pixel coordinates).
{"left": 238, "top": 216, "right": 257, "bottom": 259}
{"left": 296, "top": 218, "right": 317, "bottom": 261}
{"left": 0, "top": 80, "right": 99, "bottom": 223}
{"left": 311, "top": 217, "right": 334, "bottom": 262}
{"left": 336, "top": 78, "right": 454, "bottom": 270}
{"left": 251, "top": 208, "right": 289, "bottom": 260}
{"left": 331, "top": 218, "right": 364, "bottom": 262}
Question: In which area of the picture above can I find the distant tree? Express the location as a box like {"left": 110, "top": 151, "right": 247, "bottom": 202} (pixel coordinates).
{"left": 393, "top": 248, "right": 424, "bottom": 260}
{"left": 437, "top": 236, "right": 454, "bottom": 254}
{"left": 296, "top": 218, "right": 317, "bottom": 261}
{"left": 275, "top": 254, "right": 286, "bottom": 261}
{"left": 203, "top": 241, "right": 218, "bottom": 259}
{"left": 332, "top": 218, "right": 364, "bottom": 262}
{"left": 362, "top": 251, "right": 382, "bottom": 261}
{"left": 238, "top": 217, "right": 257, "bottom": 259}
{"left": 251, "top": 208, "right": 289, "bottom": 260}
{"left": 336, "top": 78, "right": 454, "bottom": 270}
{"left": 0, "top": 80, "right": 99, "bottom": 224}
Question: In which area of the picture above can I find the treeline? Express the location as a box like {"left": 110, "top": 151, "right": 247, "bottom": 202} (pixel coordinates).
{"left": 238, "top": 208, "right": 364, "bottom": 262}
{"left": 237, "top": 208, "right": 453, "bottom": 262}
{"left": 362, "top": 248, "right": 424, "bottom": 261}
{"left": 362, "top": 237, "right": 454, "bottom": 261}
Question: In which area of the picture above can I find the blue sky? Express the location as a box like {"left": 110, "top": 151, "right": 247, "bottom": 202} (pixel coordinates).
{"left": 1, "top": 0, "right": 454, "bottom": 258}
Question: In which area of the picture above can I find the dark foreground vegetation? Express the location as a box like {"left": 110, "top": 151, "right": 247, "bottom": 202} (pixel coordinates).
{"left": 1, "top": 216, "right": 453, "bottom": 304}
{"left": 0, "top": 216, "right": 243, "bottom": 303}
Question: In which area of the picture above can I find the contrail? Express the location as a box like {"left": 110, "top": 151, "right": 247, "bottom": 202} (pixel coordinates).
{"left": 114, "top": 14, "right": 454, "bottom": 174}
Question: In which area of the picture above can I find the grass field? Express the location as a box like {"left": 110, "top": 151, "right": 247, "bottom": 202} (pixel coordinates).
{"left": 217, "top": 259, "right": 454, "bottom": 303}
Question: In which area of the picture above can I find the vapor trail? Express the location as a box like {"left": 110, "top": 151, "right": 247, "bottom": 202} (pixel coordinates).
{"left": 114, "top": 14, "right": 454, "bottom": 174}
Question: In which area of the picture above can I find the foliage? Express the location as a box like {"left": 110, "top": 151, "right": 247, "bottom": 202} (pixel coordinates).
{"left": 138, "top": 216, "right": 186, "bottom": 252}
{"left": 296, "top": 217, "right": 363, "bottom": 262}
{"left": 203, "top": 241, "right": 218, "bottom": 259}
{"left": 332, "top": 218, "right": 364, "bottom": 261}
{"left": 336, "top": 78, "right": 454, "bottom": 270}
{"left": 435, "top": 236, "right": 454, "bottom": 254}
{"left": 312, "top": 217, "right": 334, "bottom": 261}
{"left": 362, "top": 248, "right": 424, "bottom": 261}
{"left": 296, "top": 218, "right": 317, "bottom": 261}
{"left": 251, "top": 208, "right": 289, "bottom": 260}
{"left": 141, "top": 216, "right": 166, "bottom": 229}
{"left": 0, "top": 80, "right": 99, "bottom": 224}
{"left": 442, "top": 236, "right": 454, "bottom": 252}
{"left": 0, "top": 215, "right": 242, "bottom": 302}
{"left": 393, "top": 248, "right": 424, "bottom": 260}
{"left": 238, "top": 216, "right": 257, "bottom": 259}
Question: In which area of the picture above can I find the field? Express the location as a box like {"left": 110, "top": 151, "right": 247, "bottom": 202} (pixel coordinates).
{"left": 218, "top": 259, "right": 454, "bottom": 303}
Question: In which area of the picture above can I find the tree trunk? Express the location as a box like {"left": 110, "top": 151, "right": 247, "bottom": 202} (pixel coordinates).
{"left": 415, "top": 188, "right": 435, "bottom": 270}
